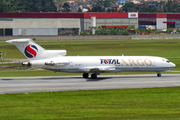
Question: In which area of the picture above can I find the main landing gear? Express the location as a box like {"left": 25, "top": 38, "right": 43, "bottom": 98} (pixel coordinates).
{"left": 82, "top": 73, "right": 97, "bottom": 79}
{"left": 83, "top": 73, "right": 89, "bottom": 78}
{"left": 91, "top": 74, "right": 97, "bottom": 79}
{"left": 157, "top": 73, "right": 161, "bottom": 77}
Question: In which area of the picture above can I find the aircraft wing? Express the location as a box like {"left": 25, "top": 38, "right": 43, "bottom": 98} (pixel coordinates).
{"left": 79, "top": 66, "right": 116, "bottom": 73}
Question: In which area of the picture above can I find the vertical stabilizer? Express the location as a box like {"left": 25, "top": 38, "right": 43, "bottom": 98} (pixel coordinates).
{"left": 6, "top": 38, "right": 45, "bottom": 60}
{"left": 6, "top": 38, "right": 67, "bottom": 60}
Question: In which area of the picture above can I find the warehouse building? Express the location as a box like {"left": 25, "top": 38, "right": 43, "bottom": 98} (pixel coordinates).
{"left": 0, "top": 13, "right": 82, "bottom": 36}
{"left": 139, "top": 13, "right": 180, "bottom": 30}
{"left": 0, "top": 12, "right": 138, "bottom": 36}
{"left": 1, "top": 12, "right": 180, "bottom": 36}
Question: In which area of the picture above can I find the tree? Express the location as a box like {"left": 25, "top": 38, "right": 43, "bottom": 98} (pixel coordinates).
{"left": 91, "top": 0, "right": 113, "bottom": 12}
{"left": 41, "top": 0, "right": 57, "bottom": 12}
{"left": 157, "top": 9, "right": 163, "bottom": 13}
{"left": 103, "top": 0, "right": 113, "bottom": 8}
{"left": 122, "top": 2, "right": 136, "bottom": 12}
{"left": 0, "top": 0, "right": 5, "bottom": 12}
{"left": 135, "top": 4, "right": 149, "bottom": 12}
{"left": 106, "top": 7, "right": 115, "bottom": 12}
{"left": 91, "top": 5, "right": 105, "bottom": 12}
{"left": 127, "top": 25, "right": 135, "bottom": 30}
{"left": 62, "top": 2, "right": 70, "bottom": 12}
{"left": 147, "top": 5, "right": 158, "bottom": 13}
{"left": 31, "top": 0, "right": 43, "bottom": 12}
{"left": 163, "top": 0, "right": 177, "bottom": 12}
{"left": 0, "top": 0, "right": 57, "bottom": 13}
{"left": 121, "top": 30, "right": 129, "bottom": 35}
{"left": 78, "top": 7, "right": 82, "bottom": 12}
{"left": 8, "top": 0, "right": 29, "bottom": 12}
{"left": 166, "top": 28, "right": 173, "bottom": 33}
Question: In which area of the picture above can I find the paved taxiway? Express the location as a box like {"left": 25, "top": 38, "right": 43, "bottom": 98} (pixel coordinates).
{"left": 0, "top": 74, "right": 180, "bottom": 94}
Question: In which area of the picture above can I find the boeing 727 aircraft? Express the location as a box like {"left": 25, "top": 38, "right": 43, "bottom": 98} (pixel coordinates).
{"left": 6, "top": 38, "right": 176, "bottom": 79}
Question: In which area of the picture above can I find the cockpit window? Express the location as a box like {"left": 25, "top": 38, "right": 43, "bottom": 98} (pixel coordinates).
{"left": 166, "top": 60, "right": 170, "bottom": 63}
{"left": 163, "top": 59, "right": 170, "bottom": 63}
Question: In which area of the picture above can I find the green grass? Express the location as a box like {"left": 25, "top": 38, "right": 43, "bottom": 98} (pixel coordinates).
{"left": 169, "top": 58, "right": 180, "bottom": 71}
{"left": 0, "top": 87, "right": 180, "bottom": 120}
{"left": 1, "top": 39, "right": 180, "bottom": 58}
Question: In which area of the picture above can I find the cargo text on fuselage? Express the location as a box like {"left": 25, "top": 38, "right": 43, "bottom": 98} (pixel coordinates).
{"left": 100, "top": 59, "right": 153, "bottom": 66}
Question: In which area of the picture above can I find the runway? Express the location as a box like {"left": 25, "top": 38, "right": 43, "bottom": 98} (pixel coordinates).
{"left": 0, "top": 74, "right": 180, "bottom": 94}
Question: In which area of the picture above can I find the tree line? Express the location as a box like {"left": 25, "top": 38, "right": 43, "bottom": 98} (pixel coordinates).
{"left": 0, "top": 0, "right": 57, "bottom": 13}
{"left": 121, "top": 0, "right": 180, "bottom": 13}
{"left": 0, "top": 0, "right": 180, "bottom": 13}
{"left": 89, "top": 0, "right": 180, "bottom": 13}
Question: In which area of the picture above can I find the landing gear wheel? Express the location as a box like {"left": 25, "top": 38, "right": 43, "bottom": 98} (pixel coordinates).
{"left": 91, "top": 74, "right": 97, "bottom": 79}
{"left": 83, "top": 73, "right": 89, "bottom": 78}
{"left": 157, "top": 73, "right": 161, "bottom": 77}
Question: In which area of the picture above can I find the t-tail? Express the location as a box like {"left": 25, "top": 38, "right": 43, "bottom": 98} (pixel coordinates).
{"left": 6, "top": 38, "right": 67, "bottom": 60}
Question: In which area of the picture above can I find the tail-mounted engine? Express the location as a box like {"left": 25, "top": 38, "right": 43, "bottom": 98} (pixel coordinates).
{"left": 45, "top": 60, "right": 70, "bottom": 66}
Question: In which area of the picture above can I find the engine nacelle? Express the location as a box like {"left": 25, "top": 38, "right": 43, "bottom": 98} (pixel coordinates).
{"left": 45, "top": 60, "right": 70, "bottom": 66}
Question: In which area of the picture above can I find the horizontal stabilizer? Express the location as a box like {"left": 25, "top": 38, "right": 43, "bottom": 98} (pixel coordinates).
{"left": 6, "top": 39, "right": 30, "bottom": 43}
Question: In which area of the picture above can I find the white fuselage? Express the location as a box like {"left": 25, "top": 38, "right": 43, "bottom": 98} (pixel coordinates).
{"left": 30, "top": 56, "right": 176, "bottom": 74}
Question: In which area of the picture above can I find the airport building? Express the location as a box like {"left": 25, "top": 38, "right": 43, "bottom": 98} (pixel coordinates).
{"left": 0, "top": 12, "right": 138, "bottom": 36}
{"left": 138, "top": 13, "right": 180, "bottom": 31}
{"left": 0, "top": 12, "right": 180, "bottom": 36}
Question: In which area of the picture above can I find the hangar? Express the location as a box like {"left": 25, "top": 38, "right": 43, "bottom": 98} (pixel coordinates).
{"left": 0, "top": 12, "right": 138, "bottom": 36}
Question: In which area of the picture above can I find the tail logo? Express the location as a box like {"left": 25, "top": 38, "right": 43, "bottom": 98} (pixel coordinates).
{"left": 24, "top": 44, "right": 38, "bottom": 58}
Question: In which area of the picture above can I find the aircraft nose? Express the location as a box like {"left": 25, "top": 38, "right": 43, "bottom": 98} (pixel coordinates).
{"left": 171, "top": 62, "right": 176, "bottom": 68}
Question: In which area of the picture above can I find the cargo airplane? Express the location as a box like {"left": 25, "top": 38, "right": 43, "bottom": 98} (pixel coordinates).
{"left": 6, "top": 38, "right": 176, "bottom": 79}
